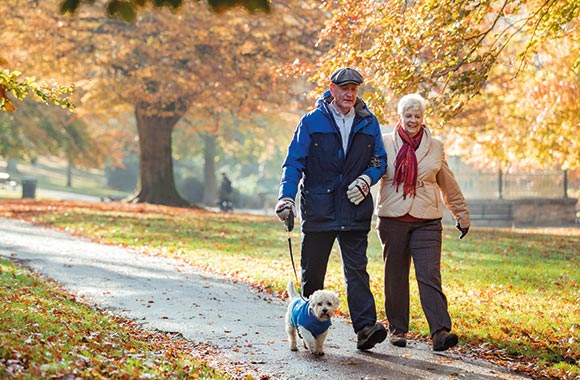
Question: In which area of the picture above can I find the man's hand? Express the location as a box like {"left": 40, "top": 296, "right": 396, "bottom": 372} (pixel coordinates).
{"left": 456, "top": 223, "right": 469, "bottom": 239}
{"left": 347, "top": 175, "right": 371, "bottom": 205}
{"left": 275, "top": 197, "right": 296, "bottom": 224}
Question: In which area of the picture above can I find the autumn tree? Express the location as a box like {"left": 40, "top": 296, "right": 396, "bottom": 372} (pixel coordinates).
{"left": 59, "top": 0, "right": 271, "bottom": 22}
{"left": 2, "top": 0, "right": 324, "bottom": 206}
{"left": 0, "top": 68, "right": 74, "bottom": 113}
{"left": 1, "top": 0, "right": 271, "bottom": 110}
{"left": 1, "top": 12, "right": 74, "bottom": 113}
{"left": 1, "top": 4, "right": 132, "bottom": 178}
{"left": 173, "top": 109, "right": 300, "bottom": 205}
{"left": 98, "top": 1, "right": 322, "bottom": 205}
{"left": 0, "top": 101, "right": 100, "bottom": 165}
{"left": 447, "top": 34, "right": 580, "bottom": 172}
{"left": 298, "top": 0, "right": 579, "bottom": 170}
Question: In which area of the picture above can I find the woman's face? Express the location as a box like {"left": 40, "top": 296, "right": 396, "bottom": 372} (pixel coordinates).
{"left": 399, "top": 105, "right": 423, "bottom": 137}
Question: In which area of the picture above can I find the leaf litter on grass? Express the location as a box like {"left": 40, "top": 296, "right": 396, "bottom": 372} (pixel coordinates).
{"left": 0, "top": 256, "right": 234, "bottom": 380}
{"left": 0, "top": 199, "right": 578, "bottom": 380}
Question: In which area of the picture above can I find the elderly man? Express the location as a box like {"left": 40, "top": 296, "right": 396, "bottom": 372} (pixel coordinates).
{"left": 275, "top": 67, "right": 388, "bottom": 350}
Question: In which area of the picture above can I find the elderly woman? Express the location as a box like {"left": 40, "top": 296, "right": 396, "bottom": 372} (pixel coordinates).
{"left": 375, "top": 93, "right": 470, "bottom": 351}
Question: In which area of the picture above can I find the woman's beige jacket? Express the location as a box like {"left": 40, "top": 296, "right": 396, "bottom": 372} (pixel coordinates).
{"left": 376, "top": 126, "right": 470, "bottom": 228}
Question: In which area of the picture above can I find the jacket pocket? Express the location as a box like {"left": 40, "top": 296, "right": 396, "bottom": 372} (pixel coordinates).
{"left": 353, "top": 194, "right": 374, "bottom": 223}
{"left": 302, "top": 189, "right": 335, "bottom": 222}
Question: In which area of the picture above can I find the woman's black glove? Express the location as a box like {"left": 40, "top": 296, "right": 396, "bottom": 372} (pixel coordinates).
{"left": 456, "top": 223, "right": 469, "bottom": 239}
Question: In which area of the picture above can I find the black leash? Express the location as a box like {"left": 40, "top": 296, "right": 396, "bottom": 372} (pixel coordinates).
{"left": 283, "top": 209, "right": 307, "bottom": 302}
{"left": 284, "top": 209, "right": 300, "bottom": 285}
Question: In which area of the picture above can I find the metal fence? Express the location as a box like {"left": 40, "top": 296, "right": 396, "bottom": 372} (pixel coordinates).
{"left": 451, "top": 169, "right": 570, "bottom": 200}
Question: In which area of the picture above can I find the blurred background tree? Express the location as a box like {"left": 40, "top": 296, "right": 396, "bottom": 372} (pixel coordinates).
{"left": 1, "top": 0, "right": 322, "bottom": 206}
{"left": 1, "top": 0, "right": 578, "bottom": 207}
{"left": 297, "top": 0, "right": 579, "bottom": 172}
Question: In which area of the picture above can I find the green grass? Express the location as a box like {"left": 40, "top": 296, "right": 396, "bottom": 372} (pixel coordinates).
{"left": 0, "top": 256, "right": 231, "bottom": 380}
{"left": 0, "top": 157, "right": 128, "bottom": 199}
{"left": 1, "top": 201, "right": 578, "bottom": 379}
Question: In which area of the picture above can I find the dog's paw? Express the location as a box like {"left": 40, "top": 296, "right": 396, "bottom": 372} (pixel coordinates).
{"left": 308, "top": 348, "right": 324, "bottom": 356}
{"left": 288, "top": 337, "right": 298, "bottom": 351}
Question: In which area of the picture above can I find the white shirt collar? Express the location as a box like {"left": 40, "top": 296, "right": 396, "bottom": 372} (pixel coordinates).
{"left": 329, "top": 101, "right": 355, "bottom": 118}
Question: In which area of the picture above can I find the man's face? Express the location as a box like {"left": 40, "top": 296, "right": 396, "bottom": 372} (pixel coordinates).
{"left": 330, "top": 83, "right": 359, "bottom": 114}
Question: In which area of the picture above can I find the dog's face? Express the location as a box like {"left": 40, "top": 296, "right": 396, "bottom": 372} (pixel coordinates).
{"left": 308, "top": 290, "right": 340, "bottom": 322}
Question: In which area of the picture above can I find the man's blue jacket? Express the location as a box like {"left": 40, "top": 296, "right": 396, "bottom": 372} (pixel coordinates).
{"left": 278, "top": 91, "right": 387, "bottom": 232}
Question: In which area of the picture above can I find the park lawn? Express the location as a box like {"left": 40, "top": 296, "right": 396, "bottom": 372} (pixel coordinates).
{"left": 0, "top": 199, "right": 578, "bottom": 380}
{"left": 0, "top": 256, "right": 231, "bottom": 380}
{"left": 0, "top": 157, "right": 130, "bottom": 200}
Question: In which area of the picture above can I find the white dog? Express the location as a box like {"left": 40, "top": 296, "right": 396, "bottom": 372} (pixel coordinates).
{"left": 285, "top": 281, "right": 340, "bottom": 356}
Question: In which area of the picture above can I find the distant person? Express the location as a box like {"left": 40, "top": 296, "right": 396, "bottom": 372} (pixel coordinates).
{"left": 275, "top": 67, "right": 388, "bottom": 350}
{"left": 375, "top": 93, "right": 470, "bottom": 351}
{"left": 219, "top": 172, "right": 233, "bottom": 212}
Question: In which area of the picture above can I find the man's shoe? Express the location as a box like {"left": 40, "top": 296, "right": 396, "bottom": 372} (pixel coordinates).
{"left": 389, "top": 333, "right": 407, "bottom": 348}
{"left": 357, "top": 324, "right": 387, "bottom": 350}
{"left": 432, "top": 330, "right": 458, "bottom": 351}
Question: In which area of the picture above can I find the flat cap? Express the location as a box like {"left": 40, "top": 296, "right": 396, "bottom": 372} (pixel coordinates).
{"left": 329, "top": 67, "right": 364, "bottom": 86}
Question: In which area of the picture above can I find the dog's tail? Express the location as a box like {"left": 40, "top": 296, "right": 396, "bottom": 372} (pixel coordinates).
{"left": 286, "top": 281, "right": 300, "bottom": 300}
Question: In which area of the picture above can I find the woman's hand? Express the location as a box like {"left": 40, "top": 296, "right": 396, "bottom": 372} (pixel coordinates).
{"left": 455, "top": 223, "right": 469, "bottom": 239}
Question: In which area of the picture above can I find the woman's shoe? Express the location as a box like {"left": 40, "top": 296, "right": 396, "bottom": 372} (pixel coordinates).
{"left": 389, "top": 333, "right": 407, "bottom": 348}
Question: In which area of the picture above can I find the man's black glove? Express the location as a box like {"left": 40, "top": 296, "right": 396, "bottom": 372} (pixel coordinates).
{"left": 456, "top": 223, "right": 469, "bottom": 239}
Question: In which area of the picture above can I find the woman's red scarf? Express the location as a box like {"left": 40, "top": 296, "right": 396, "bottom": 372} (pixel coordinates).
{"left": 393, "top": 123, "right": 424, "bottom": 199}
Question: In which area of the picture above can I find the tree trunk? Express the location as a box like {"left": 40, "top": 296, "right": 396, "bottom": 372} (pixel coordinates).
{"left": 6, "top": 159, "right": 18, "bottom": 174}
{"left": 66, "top": 159, "right": 74, "bottom": 188}
{"left": 202, "top": 133, "right": 218, "bottom": 206}
{"left": 127, "top": 103, "right": 189, "bottom": 207}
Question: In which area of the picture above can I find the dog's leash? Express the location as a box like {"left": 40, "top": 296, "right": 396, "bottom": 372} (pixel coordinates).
{"left": 283, "top": 210, "right": 307, "bottom": 303}
{"left": 284, "top": 209, "right": 300, "bottom": 285}
{"left": 285, "top": 211, "right": 307, "bottom": 340}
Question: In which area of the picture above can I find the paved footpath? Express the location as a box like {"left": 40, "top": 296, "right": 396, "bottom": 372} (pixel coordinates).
{"left": 0, "top": 217, "right": 530, "bottom": 380}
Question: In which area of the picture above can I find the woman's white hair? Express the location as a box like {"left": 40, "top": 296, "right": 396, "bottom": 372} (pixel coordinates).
{"left": 397, "top": 93, "right": 426, "bottom": 115}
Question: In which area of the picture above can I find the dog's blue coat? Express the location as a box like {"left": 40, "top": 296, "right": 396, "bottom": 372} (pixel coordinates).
{"left": 289, "top": 297, "right": 331, "bottom": 337}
